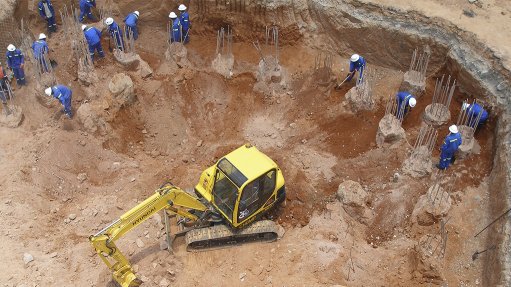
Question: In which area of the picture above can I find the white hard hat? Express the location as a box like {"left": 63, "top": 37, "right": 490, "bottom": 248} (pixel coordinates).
{"left": 462, "top": 102, "right": 470, "bottom": 110}
{"left": 45, "top": 87, "right": 52, "bottom": 96}
{"left": 178, "top": 4, "right": 187, "bottom": 11}
{"left": 449, "top": 125, "right": 458, "bottom": 134}
{"left": 134, "top": 11, "right": 140, "bottom": 16}
{"left": 39, "top": 33, "right": 47, "bottom": 40}
{"left": 409, "top": 97, "right": 417, "bottom": 108}
{"left": 7, "top": 44, "right": 15, "bottom": 51}
{"left": 350, "top": 54, "right": 360, "bottom": 62}
{"left": 169, "top": 12, "right": 177, "bottom": 18}
{"left": 105, "top": 17, "right": 114, "bottom": 25}
{"left": 81, "top": 24, "right": 87, "bottom": 31}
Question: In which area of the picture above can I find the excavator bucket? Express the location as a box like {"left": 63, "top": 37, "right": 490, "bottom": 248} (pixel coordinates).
{"left": 113, "top": 270, "right": 142, "bottom": 287}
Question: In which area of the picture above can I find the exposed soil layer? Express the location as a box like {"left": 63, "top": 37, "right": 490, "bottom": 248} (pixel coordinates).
{"left": 0, "top": 0, "right": 509, "bottom": 287}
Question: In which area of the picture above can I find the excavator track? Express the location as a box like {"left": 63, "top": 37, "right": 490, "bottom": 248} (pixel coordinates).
{"left": 185, "top": 220, "right": 280, "bottom": 251}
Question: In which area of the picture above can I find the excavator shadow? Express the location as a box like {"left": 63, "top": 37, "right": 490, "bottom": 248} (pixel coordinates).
{"left": 130, "top": 243, "right": 164, "bottom": 264}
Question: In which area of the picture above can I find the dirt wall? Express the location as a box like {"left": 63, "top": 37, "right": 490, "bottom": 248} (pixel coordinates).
{"left": 0, "top": 0, "right": 22, "bottom": 53}
{"left": 484, "top": 115, "right": 511, "bottom": 286}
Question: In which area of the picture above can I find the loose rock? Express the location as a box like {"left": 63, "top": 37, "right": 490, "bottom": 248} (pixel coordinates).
{"left": 136, "top": 238, "right": 145, "bottom": 248}
{"left": 23, "top": 253, "right": 34, "bottom": 265}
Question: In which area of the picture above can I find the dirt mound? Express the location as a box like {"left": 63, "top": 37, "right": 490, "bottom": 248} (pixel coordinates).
{"left": 376, "top": 114, "right": 406, "bottom": 147}
{"left": 78, "top": 61, "right": 98, "bottom": 86}
{"left": 345, "top": 86, "right": 375, "bottom": 112}
{"left": 253, "top": 56, "right": 288, "bottom": 95}
{"left": 411, "top": 235, "right": 446, "bottom": 285}
{"left": 423, "top": 103, "right": 451, "bottom": 127}
{"left": 212, "top": 53, "right": 234, "bottom": 78}
{"left": 412, "top": 185, "right": 452, "bottom": 226}
{"left": 165, "top": 43, "right": 190, "bottom": 68}
{"left": 400, "top": 71, "right": 426, "bottom": 98}
{"left": 0, "top": 105, "right": 23, "bottom": 128}
{"left": 336, "top": 180, "right": 372, "bottom": 224}
{"left": 402, "top": 145, "right": 433, "bottom": 178}
{"left": 108, "top": 73, "right": 136, "bottom": 106}
{"left": 76, "top": 103, "right": 111, "bottom": 135}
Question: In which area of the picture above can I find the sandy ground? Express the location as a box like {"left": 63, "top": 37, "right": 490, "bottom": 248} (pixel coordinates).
{"left": 0, "top": 0, "right": 506, "bottom": 286}
{"left": 361, "top": 0, "right": 511, "bottom": 69}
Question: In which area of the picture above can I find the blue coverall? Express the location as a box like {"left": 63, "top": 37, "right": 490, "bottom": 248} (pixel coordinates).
{"left": 32, "top": 39, "right": 50, "bottom": 72}
{"left": 180, "top": 11, "right": 190, "bottom": 43}
{"left": 124, "top": 13, "right": 139, "bottom": 40}
{"left": 108, "top": 21, "right": 124, "bottom": 51}
{"left": 51, "top": 85, "right": 73, "bottom": 117}
{"left": 438, "top": 132, "right": 462, "bottom": 170}
{"left": 83, "top": 26, "right": 104, "bottom": 61}
{"left": 466, "top": 103, "right": 489, "bottom": 128}
{"left": 79, "top": 0, "right": 96, "bottom": 22}
{"left": 396, "top": 92, "right": 415, "bottom": 118}
{"left": 6, "top": 49, "right": 25, "bottom": 86}
{"left": 170, "top": 18, "right": 182, "bottom": 43}
{"left": 346, "top": 56, "right": 366, "bottom": 83}
{"left": 38, "top": 0, "right": 57, "bottom": 32}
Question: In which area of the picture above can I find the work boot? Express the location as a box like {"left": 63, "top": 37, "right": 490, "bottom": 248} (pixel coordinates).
{"left": 436, "top": 164, "right": 446, "bottom": 170}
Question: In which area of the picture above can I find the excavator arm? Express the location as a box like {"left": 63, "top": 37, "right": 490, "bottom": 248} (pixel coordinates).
{"left": 89, "top": 183, "right": 208, "bottom": 287}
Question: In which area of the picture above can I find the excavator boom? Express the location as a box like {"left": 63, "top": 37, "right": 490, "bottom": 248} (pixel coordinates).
{"left": 89, "top": 184, "right": 208, "bottom": 287}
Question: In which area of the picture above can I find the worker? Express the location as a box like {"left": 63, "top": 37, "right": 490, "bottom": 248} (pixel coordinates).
{"left": 437, "top": 125, "right": 462, "bottom": 170}
{"left": 32, "top": 33, "right": 50, "bottom": 73}
{"left": 82, "top": 24, "right": 104, "bottom": 61}
{"left": 5, "top": 44, "right": 26, "bottom": 87}
{"left": 396, "top": 91, "right": 417, "bottom": 118}
{"left": 38, "top": 0, "right": 57, "bottom": 34}
{"left": 45, "top": 85, "right": 73, "bottom": 118}
{"left": 462, "top": 102, "right": 489, "bottom": 128}
{"left": 105, "top": 17, "right": 124, "bottom": 51}
{"left": 79, "top": 0, "right": 97, "bottom": 22}
{"left": 169, "top": 12, "right": 181, "bottom": 43}
{"left": 0, "top": 62, "right": 10, "bottom": 106}
{"left": 178, "top": 4, "right": 190, "bottom": 43}
{"left": 347, "top": 54, "right": 366, "bottom": 83}
{"left": 335, "top": 53, "right": 366, "bottom": 89}
{"left": 124, "top": 11, "right": 140, "bottom": 40}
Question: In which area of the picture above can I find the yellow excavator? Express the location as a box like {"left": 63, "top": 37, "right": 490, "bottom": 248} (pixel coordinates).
{"left": 89, "top": 144, "right": 286, "bottom": 287}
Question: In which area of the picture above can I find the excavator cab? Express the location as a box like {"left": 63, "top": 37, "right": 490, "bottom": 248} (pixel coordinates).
{"left": 195, "top": 144, "right": 285, "bottom": 228}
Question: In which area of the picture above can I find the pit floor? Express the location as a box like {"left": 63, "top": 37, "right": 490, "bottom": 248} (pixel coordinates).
{"left": 0, "top": 20, "right": 495, "bottom": 287}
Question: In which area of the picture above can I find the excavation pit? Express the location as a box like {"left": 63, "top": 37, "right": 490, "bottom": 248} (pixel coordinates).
{"left": 1, "top": 1, "right": 510, "bottom": 287}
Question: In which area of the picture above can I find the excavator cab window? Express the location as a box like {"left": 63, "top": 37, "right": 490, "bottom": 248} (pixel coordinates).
{"left": 238, "top": 169, "right": 276, "bottom": 222}
{"left": 212, "top": 166, "right": 240, "bottom": 221}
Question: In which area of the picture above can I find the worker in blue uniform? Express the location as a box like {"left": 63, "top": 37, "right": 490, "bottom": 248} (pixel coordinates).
{"left": 38, "top": 0, "right": 57, "bottom": 34}
{"left": 124, "top": 11, "right": 140, "bottom": 40}
{"left": 178, "top": 4, "right": 190, "bottom": 43}
{"left": 45, "top": 85, "right": 73, "bottom": 118}
{"left": 437, "top": 125, "right": 462, "bottom": 170}
{"left": 32, "top": 33, "right": 50, "bottom": 73}
{"left": 105, "top": 17, "right": 124, "bottom": 51}
{"left": 395, "top": 91, "right": 417, "bottom": 119}
{"left": 347, "top": 54, "right": 366, "bottom": 83}
{"left": 336, "top": 53, "right": 366, "bottom": 89}
{"left": 6, "top": 44, "right": 26, "bottom": 86}
{"left": 169, "top": 12, "right": 182, "bottom": 43}
{"left": 79, "top": 0, "right": 97, "bottom": 22}
{"left": 462, "top": 102, "right": 489, "bottom": 129}
{"left": 82, "top": 25, "right": 104, "bottom": 61}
